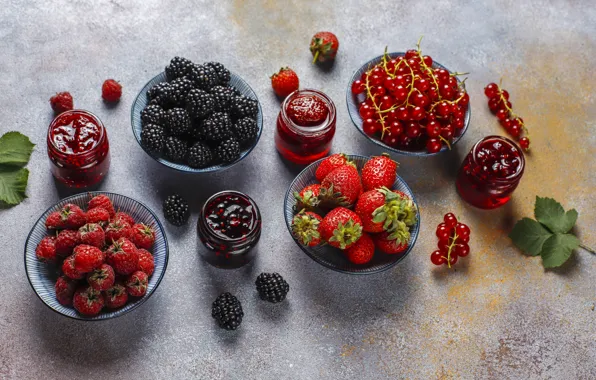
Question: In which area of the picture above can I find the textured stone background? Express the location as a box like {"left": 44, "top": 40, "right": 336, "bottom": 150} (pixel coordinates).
{"left": 0, "top": 1, "right": 595, "bottom": 379}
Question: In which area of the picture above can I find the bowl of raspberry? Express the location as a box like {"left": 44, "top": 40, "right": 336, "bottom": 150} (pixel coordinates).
{"left": 347, "top": 43, "right": 471, "bottom": 156}
{"left": 24, "top": 192, "right": 169, "bottom": 320}
{"left": 283, "top": 153, "right": 420, "bottom": 274}
{"left": 131, "top": 57, "right": 263, "bottom": 173}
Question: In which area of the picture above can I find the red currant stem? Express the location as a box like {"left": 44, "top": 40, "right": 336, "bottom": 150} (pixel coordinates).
{"left": 415, "top": 40, "right": 441, "bottom": 101}
{"left": 498, "top": 78, "right": 530, "bottom": 139}
{"left": 450, "top": 71, "right": 470, "bottom": 77}
{"left": 439, "top": 135, "right": 452, "bottom": 150}
{"left": 312, "top": 51, "right": 320, "bottom": 64}
{"left": 363, "top": 71, "right": 388, "bottom": 138}
{"left": 579, "top": 243, "right": 596, "bottom": 255}
{"left": 382, "top": 47, "right": 395, "bottom": 79}
{"left": 441, "top": 232, "right": 459, "bottom": 269}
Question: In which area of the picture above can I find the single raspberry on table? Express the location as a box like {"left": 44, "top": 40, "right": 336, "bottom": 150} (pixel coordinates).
{"left": 105, "top": 283, "right": 128, "bottom": 309}
{"left": 78, "top": 223, "right": 105, "bottom": 248}
{"left": 49, "top": 92, "right": 73, "bottom": 114}
{"left": 35, "top": 236, "right": 57, "bottom": 263}
{"left": 55, "top": 229, "right": 81, "bottom": 257}
{"left": 73, "top": 244, "right": 104, "bottom": 273}
{"left": 101, "top": 79, "right": 122, "bottom": 102}
{"left": 136, "top": 248, "right": 155, "bottom": 276}
{"left": 86, "top": 207, "right": 111, "bottom": 228}
{"left": 125, "top": 271, "right": 148, "bottom": 297}
{"left": 88, "top": 195, "right": 115, "bottom": 217}
{"left": 55, "top": 276, "right": 78, "bottom": 306}
{"left": 106, "top": 238, "right": 139, "bottom": 275}
{"left": 129, "top": 223, "right": 154, "bottom": 250}
{"left": 87, "top": 264, "right": 115, "bottom": 291}
{"left": 62, "top": 255, "right": 84, "bottom": 280}
{"left": 73, "top": 286, "right": 104, "bottom": 316}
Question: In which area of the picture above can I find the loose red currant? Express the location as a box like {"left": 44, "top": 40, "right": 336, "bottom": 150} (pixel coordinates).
{"left": 443, "top": 213, "right": 458, "bottom": 229}
{"left": 430, "top": 250, "right": 446, "bottom": 266}
{"left": 455, "top": 223, "right": 470, "bottom": 239}
{"left": 351, "top": 80, "right": 365, "bottom": 94}
{"left": 519, "top": 136, "right": 530, "bottom": 150}
{"left": 454, "top": 243, "right": 469, "bottom": 257}
{"left": 426, "top": 138, "right": 442, "bottom": 153}
{"left": 436, "top": 223, "right": 450, "bottom": 240}
{"left": 484, "top": 83, "right": 499, "bottom": 98}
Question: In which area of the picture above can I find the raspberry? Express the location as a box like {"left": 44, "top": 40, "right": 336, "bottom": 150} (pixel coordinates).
{"left": 78, "top": 223, "right": 105, "bottom": 248}
{"left": 35, "top": 236, "right": 57, "bottom": 263}
{"left": 62, "top": 255, "right": 84, "bottom": 280}
{"left": 112, "top": 211, "right": 135, "bottom": 227}
{"left": 137, "top": 249, "right": 155, "bottom": 276}
{"left": 86, "top": 207, "right": 110, "bottom": 228}
{"left": 125, "top": 271, "right": 148, "bottom": 297}
{"left": 73, "top": 286, "right": 104, "bottom": 316}
{"left": 101, "top": 79, "right": 122, "bottom": 102}
{"left": 88, "top": 195, "right": 115, "bottom": 217}
{"left": 49, "top": 92, "right": 73, "bottom": 114}
{"left": 55, "top": 229, "right": 80, "bottom": 257}
{"left": 55, "top": 276, "right": 78, "bottom": 306}
{"left": 129, "top": 223, "right": 155, "bottom": 250}
{"left": 73, "top": 245, "right": 104, "bottom": 273}
{"left": 106, "top": 238, "right": 138, "bottom": 275}
{"left": 87, "top": 264, "right": 115, "bottom": 291}
{"left": 45, "top": 211, "right": 65, "bottom": 230}
{"left": 105, "top": 220, "right": 132, "bottom": 243}
{"left": 105, "top": 283, "right": 128, "bottom": 309}
{"left": 59, "top": 203, "right": 87, "bottom": 229}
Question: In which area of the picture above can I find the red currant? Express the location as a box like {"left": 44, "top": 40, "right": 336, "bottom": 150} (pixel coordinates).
{"left": 385, "top": 109, "right": 399, "bottom": 123}
{"left": 414, "top": 78, "right": 430, "bottom": 92}
{"left": 454, "top": 243, "right": 469, "bottom": 257}
{"left": 426, "top": 138, "right": 442, "bottom": 153}
{"left": 412, "top": 93, "right": 429, "bottom": 108}
{"left": 406, "top": 123, "right": 422, "bottom": 138}
{"left": 422, "top": 55, "right": 433, "bottom": 67}
{"left": 435, "top": 68, "right": 449, "bottom": 83}
{"left": 363, "top": 118, "right": 381, "bottom": 136}
{"left": 440, "top": 83, "right": 454, "bottom": 99}
{"left": 351, "top": 80, "right": 365, "bottom": 94}
{"left": 411, "top": 106, "right": 425, "bottom": 121}
{"left": 453, "top": 117, "right": 465, "bottom": 130}
{"left": 437, "top": 238, "right": 450, "bottom": 252}
{"left": 519, "top": 137, "right": 530, "bottom": 150}
{"left": 396, "top": 106, "right": 409, "bottom": 120}
{"left": 392, "top": 85, "right": 408, "bottom": 103}
{"left": 455, "top": 223, "right": 470, "bottom": 239}
{"left": 382, "top": 130, "right": 399, "bottom": 146}
{"left": 436, "top": 223, "right": 450, "bottom": 240}
{"left": 500, "top": 90, "right": 509, "bottom": 100}
{"left": 383, "top": 77, "right": 397, "bottom": 92}
{"left": 436, "top": 101, "right": 451, "bottom": 117}
{"left": 430, "top": 250, "right": 446, "bottom": 266}
{"left": 405, "top": 50, "right": 417, "bottom": 59}
{"left": 398, "top": 134, "right": 411, "bottom": 147}
{"left": 426, "top": 121, "right": 440, "bottom": 138}
{"left": 443, "top": 213, "right": 458, "bottom": 229}
{"left": 359, "top": 103, "right": 374, "bottom": 119}
{"left": 484, "top": 83, "right": 499, "bottom": 98}
{"left": 379, "top": 95, "right": 395, "bottom": 111}
{"left": 389, "top": 121, "right": 404, "bottom": 136}
{"left": 440, "top": 125, "right": 454, "bottom": 140}
{"left": 458, "top": 92, "right": 470, "bottom": 107}
{"left": 496, "top": 108, "right": 508, "bottom": 121}
{"left": 448, "top": 253, "right": 458, "bottom": 266}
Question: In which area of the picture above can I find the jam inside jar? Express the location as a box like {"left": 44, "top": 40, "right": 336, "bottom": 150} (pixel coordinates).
{"left": 275, "top": 89, "right": 336, "bottom": 165}
{"left": 456, "top": 135, "right": 525, "bottom": 209}
{"left": 47, "top": 110, "right": 110, "bottom": 188}
{"left": 197, "top": 191, "right": 262, "bottom": 269}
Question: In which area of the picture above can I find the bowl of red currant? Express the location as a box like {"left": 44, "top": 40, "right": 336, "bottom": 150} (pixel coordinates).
{"left": 347, "top": 41, "right": 471, "bottom": 156}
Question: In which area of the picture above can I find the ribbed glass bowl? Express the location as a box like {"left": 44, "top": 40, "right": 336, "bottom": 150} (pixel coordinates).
{"left": 24, "top": 192, "right": 169, "bottom": 321}
{"left": 131, "top": 71, "right": 263, "bottom": 173}
{"left": 346, "top": 52, "right": 471, "bottom": 156}
{"left": 283, "top": 155, "right": 420, "bottom": 274}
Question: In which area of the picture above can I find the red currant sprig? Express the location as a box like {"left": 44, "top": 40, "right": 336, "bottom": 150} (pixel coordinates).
{"left": 484, "top": 80, "right": 530, "bottom": 151}
{"left": 430, "top": 213, "right": 470, "bottom": 268}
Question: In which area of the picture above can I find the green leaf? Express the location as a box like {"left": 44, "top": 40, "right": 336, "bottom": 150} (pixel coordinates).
{"left": 540, "top": 233, "right": 580, "bottom": 268}
{"left": 0, "top": 167, "right": 29, "bottom": 205}
{"left": 0, "top": 132, "right": 35, "bottom": 167}
{"left": 534, "top": 196, "right": 576, "bottom": 234}
{"left": 508, "top": 217, "right": 552, "bottom": 256}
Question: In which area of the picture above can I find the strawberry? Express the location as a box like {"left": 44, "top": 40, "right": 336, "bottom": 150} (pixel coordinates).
{"left": 361, "top": 154, "right": 398, "bottom": 191}
{"left": 291, "top": 210, "right": 323, "bottom": 247}
{"left": 354, "top": 187, "right": 417, "bottom": 234}
{"left": 73, "top": 244, "right": 104, "bottom": 273}
{"left": 35, "top": 236, "right": 57, "bottom": 263}
{"left": 137, "top": 249, "right": 155, "bottom": 276}
{"left": 319, "top": 207, "right": 363, "bottom": 249}
{"left": 320, "top": 164, "right": 362, "bottom": 208}
{"left": 373, "top": 232, "right": 409, "bottom": 255}
{"left": 315, "top": 153, "right": 349, "bottom": 182}
{"left": 86, "top": 207, "right": 110, "bottom": 228}
{"left": 294, "top": 184, "right": 321, "bottom": 211}
{"left": 45, "top": 211, "right": 65, "bottom": 230}
{"left": 78, "top": 223, "right": 105, "bottom": 248}
{"left": 73, "top": 286, "right": 104, "bottom": 316}
{"left": 59, "top": 204, "right": 87, "bottom": 229}
{"left": 345, "top": 233, "right": 374, "bottom": 264}
{"left": 105, "top": 282, "right": 128, "bottom": 309}
{"left": 55, "top": 276, "right": 78, "bottom": 306}
{"left": 55, "top": 229, "right": 81, "bottom": 257}
{"left": 271, "top": 67, "right": 299, "bottom": 98}
{"left": 112, "top": 211, "right": 135, "bottom": 227}
{"left": 106, "top": 238, "right": 139, "bottom": 275}
{"left": 105, "top": 220, "right": 132, "bottom": 243}
{"left": 129, "top": 223, "right": 155, "bottom": 250}
{"left": 88, "top": 194, "right": 115, "bottom": 217}
{"left": 62, "top": 255, "right": 84, "bottom": 279}
{"left": 87, "top": 264, "right": 115, "bottom": 291}
{"left": 125, "top": 271, "right": 148, "bottom": 297}
{"left": 310, "top": 31, "right": 339, "bottom": 64}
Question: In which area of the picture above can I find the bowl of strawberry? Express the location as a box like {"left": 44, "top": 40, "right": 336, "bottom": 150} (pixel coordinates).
{"left": 25, "top": 193, "right": 168, "bottom": 320}
{"left": 347, "top": 40, "right": 471, "bottom": 156}
{"left": 284, "top": 153, "right": 420, "bottom": 274}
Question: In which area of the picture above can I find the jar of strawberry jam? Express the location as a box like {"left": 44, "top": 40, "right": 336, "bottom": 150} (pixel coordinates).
{"left": 197, "top": 191, "right": 262, "bottom": 269}
{"left": 456, "top": 135, "right": 525, "bottom": 209}
{"left": 275, "top": 89, "right": 336, "bottom": 165}
{"left": 47, "top": 110, "right": 110, "bottom": 188}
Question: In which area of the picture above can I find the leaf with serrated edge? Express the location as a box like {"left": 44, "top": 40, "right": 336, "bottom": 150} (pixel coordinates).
{"left": 0, "top": 132, "right": 35, "bottom": 167}
{"left": 534, "top": 196, "right": 576, "bottom": 234}
{"left": 0, "top": 167, "right": 29, "bottom": 205}
{"left": 540, "top": 233, "right": 580, "bottom": 268}
{"left": 508, "top": 217, "right": 552, "bottom": 256}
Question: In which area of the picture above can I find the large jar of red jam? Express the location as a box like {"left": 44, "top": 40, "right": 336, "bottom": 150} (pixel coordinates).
{"left": 47, "top": 110, "right": 110, "bottom": 188}
{"left": 275, "top": 89, "right": 336, "bottom": 165}
{"left": 197, "top": 191, "right": 262, "bottom": 269}
{"left": 456, "top": 135, "right": 525, "bottom": 209}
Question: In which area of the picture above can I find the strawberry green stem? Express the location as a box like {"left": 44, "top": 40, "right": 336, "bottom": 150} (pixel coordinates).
{"left": 312, "top": 51, "right": 320, "bottom": 64}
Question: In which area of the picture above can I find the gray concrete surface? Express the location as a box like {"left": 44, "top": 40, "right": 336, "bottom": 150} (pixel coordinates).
{"left": 1, "top": 1, "right": 595, "bottom": 379}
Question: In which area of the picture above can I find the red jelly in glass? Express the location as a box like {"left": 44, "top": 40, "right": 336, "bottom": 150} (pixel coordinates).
{"left": 47, "top": 110, "right": 110, "bottom": 187}
{"left": 456, "top": 135, "right": 525, "bottom": 209}
{"left": 275, "top": 89, "right": 336, "bottom": 165}
{"left": 197, "top": 191, "right": 262, "bottom": 269}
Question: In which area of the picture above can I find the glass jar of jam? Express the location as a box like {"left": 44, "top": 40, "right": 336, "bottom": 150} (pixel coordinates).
{"left": 275, "top": 89, "right": 336, "bottom": 165}
{"left": 197, "top": 191, "right": 262, "bottom": 269}
{"left": 47, "top": 110, "right": 110, "bottom": 188}
{"left": 456, "top": 135, "right": 525, "bottom": 209}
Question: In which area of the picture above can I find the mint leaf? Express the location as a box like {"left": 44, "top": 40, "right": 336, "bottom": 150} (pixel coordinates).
{"left": 509, "top": 217, "right": 552, "bottom": 256}
{"left": 0, "top": 167, "right": 29, "bottom": 205}
{"left": 540, "top": 233, "right": 580, "bottom": 268}
{"left": 0, "top": 132, "right": 35, "bottom": 167}
{"left": 534, "top": 196, "right": 576, "bottom": 233}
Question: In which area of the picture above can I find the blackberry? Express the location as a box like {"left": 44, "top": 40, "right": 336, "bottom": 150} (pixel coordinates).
{"left": 231, "top": 95, "right": 258, "bottom": 120}
{"left": 206, "top": 62, "right": 231, "bottom": 85}
{"left": 165, "top": 57, "right": 193, "bottom": 81}
{"left": 169, "top": 77, "right": 194, "bottom": 107}
{"left": 163, "top": 194, "right": 190, "bottom": 226}
{"left": 211, "top": 292, "right": 243, "bottom": 330}
{"left": 202, "top": 112, "right": 233, "bottom": 144}
{"left": 215, "top": 137, "right": 240, "bottom": 164}
{"left": 233, "top": 117, "right": 258, "bottom": 146}
{"left": 186, "top": 119, "right": 206, "bottom": 142}
{"left": 147, "top": 82, "right": 171, "bottom": 101}
{"left": 189, "top": 63, "right": 219, "bottom": 90}
{"left": 227, "top": 85, "right": 242, "bottom": 97}
{"left": 141, "top": 104, "right": 167, "bottom": 126}
{"left": 209, "top": 85, "right": 233, "bottom": 112}
{"left": 187, "top": 141, "right": 213, "bottom": 168}
{"left": 163, "top": 136, "right": 188, "bottom": 162}
{"left": 186, "top": 89, "right": 214, "bottom": 119}
{"left": 255, "top": 273, "right": 289, "bottom": 303}
{"left": 141, "top": 124, "right": 166, "bottom": 153}
{"left": 166, "top": 108, "right": 191, "bottom": 136}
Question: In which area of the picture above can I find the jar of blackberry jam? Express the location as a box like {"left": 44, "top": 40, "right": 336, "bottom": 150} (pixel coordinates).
{"left": 197, "top": 191, "right": 262, "bottom": 269}
{"left": 456, "top": 135, "right": 525, "bottom": 209}
{"left": 275, "top": 89, "right": 336, "bottom": 165}
{"left": 47, "top": 110, "right": 110, "bottom": 188}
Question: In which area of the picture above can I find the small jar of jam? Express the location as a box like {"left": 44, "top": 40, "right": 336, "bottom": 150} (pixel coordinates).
{"left": 197, "top": 191, "right": 262, "bottom": 269}
{"left": 456, "top": 135, "right": 525, "bottom": 209}
{"left": 275, "top": 89, "right": 336, "bottom": 165}
{"left": 47, "top": 110, "right": 110, "bottom": 188}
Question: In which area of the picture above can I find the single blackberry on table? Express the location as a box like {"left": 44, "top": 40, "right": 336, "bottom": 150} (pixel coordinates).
{"left": 209, "top": 85, "right": 233, "bottom": 112}
{"left": 215, "top": 137, "right": 240, "bottom": 164}
{"left": 255, "top": 273, "right": 290, "bottom": 303}
{"left": 233, "top": 117, "right": 258, "bottom": 146}
{"left": 163, "top": 136, "right": 189, "bottom": 162}
{"left": 163, "top": 194, "right": 190, "bottom": 226}
{"left": 186, "top": 89, "right": 215, "bottom": 119}
{"left": 206, "top": 62, "right": 231, "bottom": 85}
{"left": 187, "top": 141, "right": 213, "bottom": 168}
{"left": 165, "top": 57, "right": 193, "bottom": 81}
{"left": 202, "top": 112, "right": 233, "bottom": 144}
{"left": 141, "top": 124, "right": 166, "bottom": 153}
{"left": 166, "top": 108, "right": 191, "bottom": 136}
{"left": 211, "top": 292, "right": 243, "bottom": 330}
{"left": 141, "top": 104, "right": 167, "bottom": 126}
{"left": 169, "top": 76, "right": 194, "bottom": 107}
{"left": 189, "top": 63, "right": 219, "bottom": 90}
{"left": 231, "top": 95, "right": 258, "bottom": 120}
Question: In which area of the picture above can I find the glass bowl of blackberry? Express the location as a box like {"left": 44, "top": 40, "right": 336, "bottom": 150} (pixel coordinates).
{"left": 131, "top": 57, "right": 263, "bottom": 173}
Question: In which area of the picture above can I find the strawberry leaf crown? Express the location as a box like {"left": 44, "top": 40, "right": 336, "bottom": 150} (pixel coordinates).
{"left": 291, "top": 210, "right": 321, "bottom": 246}
{"left": 329, "top": 219, "right": 362, "bottom": 249}
{"left": 371, "top": 187, "right": 417, "bottom": 242}
{"left": 318, "top": 184, "right": 351, "bottom": 209}
{"left": 293, "top": 189, "right": 320, "bottom": 212}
